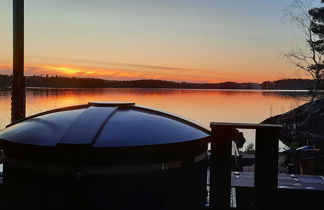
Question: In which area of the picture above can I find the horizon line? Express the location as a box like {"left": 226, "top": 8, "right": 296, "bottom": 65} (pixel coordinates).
{"left": 0, "top": 72, "right": 313, "bottom": 85}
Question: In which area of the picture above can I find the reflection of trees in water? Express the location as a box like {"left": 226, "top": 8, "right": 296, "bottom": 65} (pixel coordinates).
{"left": 2, "top": 88, "right": 317, "bottom": 99}
{"left": 0, "top": 91, "right": 11, "bottom": 128}
{"left": 23, "top": 88, "right": 271, "bottom": 97}
{"left": 18, "top": 88, "right": 319, "bottom": 100}
{"left": 261, "top": 91, "right": 313, "bottom": 100}
{"left": 0, "top": 90, "right": 11, "bottom": 97}
{"left": 209, "top": 90, "right": 262, "bottom": 96}
{"left": 24, "top": 88, "right": 184, "bottom": 97}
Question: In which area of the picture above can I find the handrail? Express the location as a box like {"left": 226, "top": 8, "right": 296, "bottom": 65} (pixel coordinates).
{"left": 209, "top": 122, "right": 282, "bottom": 210}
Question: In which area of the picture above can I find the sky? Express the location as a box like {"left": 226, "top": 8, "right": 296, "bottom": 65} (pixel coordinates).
{"left": 0, "top": 0, "right": 315, "bottom": 83}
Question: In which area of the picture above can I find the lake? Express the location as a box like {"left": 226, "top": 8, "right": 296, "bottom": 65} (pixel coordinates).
{"left": 0, "top": 88, "right": 311, "bottom": 150}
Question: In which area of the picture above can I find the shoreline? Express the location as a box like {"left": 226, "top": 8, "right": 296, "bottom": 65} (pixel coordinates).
{"left": 0, "top": 87, "right": 316, "bottom": 92}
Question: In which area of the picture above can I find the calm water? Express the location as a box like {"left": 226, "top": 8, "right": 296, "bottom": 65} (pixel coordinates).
{"left": 0, "top": 88, "right": 311, "bottom": 149}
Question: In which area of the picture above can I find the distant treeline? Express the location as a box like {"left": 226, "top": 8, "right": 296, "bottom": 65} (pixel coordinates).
{"left": 107, "top": 80, "right": 259, "bottom": 89}
{"left": 0, "top": 74, "right": 320, "bottom": 90}
{"left": 260, "top": 79, "right": 318, "bottom": 90}
{"left": 0, "top": 74, "right": 11, "bottom": 87}
{"left": 0, "top": 74, "right": 259, "bottom": 89}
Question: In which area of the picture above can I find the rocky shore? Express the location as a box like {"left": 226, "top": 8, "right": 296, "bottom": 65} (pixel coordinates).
{"left": 262, "top": 99, "right": 324, "bottom": 149}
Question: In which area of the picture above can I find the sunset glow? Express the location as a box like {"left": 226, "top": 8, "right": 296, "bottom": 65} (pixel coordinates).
{"left": 44, "top": 66, "right": 95, "bottom": 76}
{"left": 0, "top": 0, "right": 309, "bottom": 83}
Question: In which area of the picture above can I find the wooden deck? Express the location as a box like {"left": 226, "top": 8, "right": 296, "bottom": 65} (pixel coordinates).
{"left": 231, "top": 172, "right": 324, "bottom": 191}
{"left": 205, "top": 172, "right": 324, "bottom": 209}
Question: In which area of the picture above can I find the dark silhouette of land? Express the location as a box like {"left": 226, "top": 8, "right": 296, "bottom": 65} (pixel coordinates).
{"left": 260, "top": 79, "right": 318, "bottom": 90}
{"left": 0, "top": 74, "right": 320, "bottom": 90}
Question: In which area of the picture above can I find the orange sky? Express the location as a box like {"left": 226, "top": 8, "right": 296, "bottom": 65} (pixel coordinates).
{"left": 0, "top": 0, "right": 311, "bottom": 83}
{"left": 0, "top": 58, "right": 307, "bottom": 83}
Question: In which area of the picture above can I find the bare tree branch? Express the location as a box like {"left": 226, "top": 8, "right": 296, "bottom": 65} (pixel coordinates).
{"left": 284, "top": 0, "right": 324, "bottom": 101}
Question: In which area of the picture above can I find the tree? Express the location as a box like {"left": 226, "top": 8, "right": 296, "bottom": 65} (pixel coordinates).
{"left": 285, "top": 0, "right": 324, "bottom": 100}
{"left": 309, "top": 1, "right": 324, "bottom": 79}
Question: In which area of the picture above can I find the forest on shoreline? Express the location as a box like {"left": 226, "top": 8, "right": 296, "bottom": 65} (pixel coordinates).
{"left": 0, "top": 74, "right": 320, "bottom": 90}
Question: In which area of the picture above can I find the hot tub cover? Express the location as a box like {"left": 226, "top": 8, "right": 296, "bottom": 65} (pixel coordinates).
{"left": 0, "top": 102, "right": 210, "bottom": 147}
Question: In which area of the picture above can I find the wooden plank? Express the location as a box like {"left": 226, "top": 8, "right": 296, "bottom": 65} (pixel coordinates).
{"left": 211, "top": 122, "right": 282, "bottom": 129}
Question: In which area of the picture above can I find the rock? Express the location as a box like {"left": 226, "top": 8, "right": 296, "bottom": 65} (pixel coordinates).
{"left": 262, "top": 99, "right": 324, "bottom": 149}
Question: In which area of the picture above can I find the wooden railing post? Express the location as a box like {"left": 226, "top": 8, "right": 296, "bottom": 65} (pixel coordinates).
{"left": 209, "top": 125, "right": 233, "bottom": 210}
{"left": 255, "top": 127, "right": 280, "bottom": 210}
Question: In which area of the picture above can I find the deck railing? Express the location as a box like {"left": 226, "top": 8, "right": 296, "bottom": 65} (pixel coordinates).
{"left": 209, "top": 122, "right": 282, "bottom": 210}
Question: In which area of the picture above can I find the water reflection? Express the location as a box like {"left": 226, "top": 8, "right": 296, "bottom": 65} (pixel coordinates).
{"left": 261, "top": 91, "right": 311, "bottom": 99}
{"left": 0, "top": 88, "right": 311, "bottom": 149}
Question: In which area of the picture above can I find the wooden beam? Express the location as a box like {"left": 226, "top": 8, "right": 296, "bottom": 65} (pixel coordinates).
{"left": 11, "top": 0, "right": 25, "bottom": 123}
{"left": 211, "top": 122, "right": 282, "bottom": 129}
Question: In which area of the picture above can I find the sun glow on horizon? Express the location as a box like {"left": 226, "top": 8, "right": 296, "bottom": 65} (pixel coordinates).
{"left": 0, "top": 62, "right": 309, "bottom": 84}
{"left": 44, "top": 66, "right": 95, "bottom": 76}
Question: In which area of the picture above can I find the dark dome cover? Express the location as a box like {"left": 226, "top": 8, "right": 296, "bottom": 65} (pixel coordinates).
{"left": 0, "top": 102, "right": 210, "bottom": 147}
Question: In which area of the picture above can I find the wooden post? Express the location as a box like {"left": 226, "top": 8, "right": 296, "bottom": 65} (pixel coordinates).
{"left": 255, "top": 127, "right": 280, "bottom": 210}
{"left": 209, "top": 125, "right": 233, "bottom": 210}
{"left": 11, "top": 0, "right": 26, "bottom": 123}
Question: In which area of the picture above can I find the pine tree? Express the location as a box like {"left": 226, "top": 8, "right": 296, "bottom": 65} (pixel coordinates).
{"left": 309, "top": 1, "right": 324, "bottom": 85}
